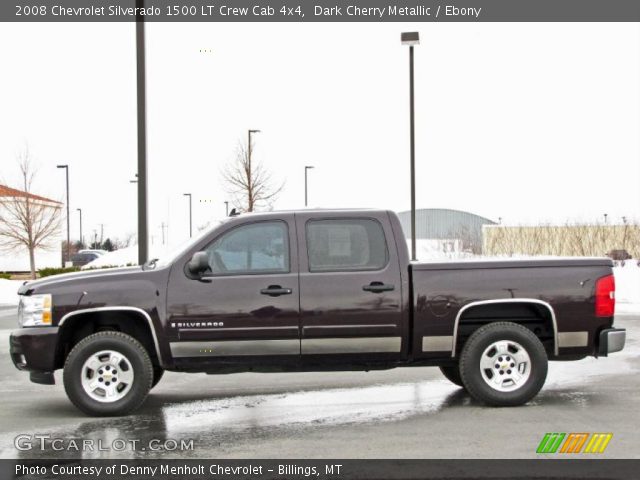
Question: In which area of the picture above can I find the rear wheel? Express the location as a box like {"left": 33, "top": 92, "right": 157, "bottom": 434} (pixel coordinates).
{"left": 63, "top": 331, "right": 153, "bottom": 416}
{"left": 439, "top": 365, "right": 464, "bottom": 387}
{"left": 459, "top": 322, "right": 547, "bottom": 406}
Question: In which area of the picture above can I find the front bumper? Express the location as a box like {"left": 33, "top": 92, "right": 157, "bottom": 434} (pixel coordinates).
{"left": 598, "top": 328, "right": 626, "bottom": 356}
{"left": 10, "top": 327, "right": 59, "bottom": 376}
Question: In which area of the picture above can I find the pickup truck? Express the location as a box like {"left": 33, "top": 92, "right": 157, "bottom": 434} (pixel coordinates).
{"left": 10, "top": 209, "right": 624, "bottom": 416}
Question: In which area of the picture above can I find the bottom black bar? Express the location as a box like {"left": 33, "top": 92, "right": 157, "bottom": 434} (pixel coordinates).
{"left": 5, "top": 459, "right": 640, "bottom": 480}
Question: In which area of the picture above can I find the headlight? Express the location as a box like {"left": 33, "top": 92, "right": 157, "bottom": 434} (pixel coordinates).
{"left": 17, "top": 294, "right": 53, "bottom": 327}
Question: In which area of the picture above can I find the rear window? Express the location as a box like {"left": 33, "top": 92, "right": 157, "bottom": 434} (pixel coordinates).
{"left": 306, "top": 218, "right": 388, "bottom": 272}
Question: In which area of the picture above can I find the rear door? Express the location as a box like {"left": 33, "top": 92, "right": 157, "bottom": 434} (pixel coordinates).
{"left": 295, "top": 212, "right": 405, "bottom": 361}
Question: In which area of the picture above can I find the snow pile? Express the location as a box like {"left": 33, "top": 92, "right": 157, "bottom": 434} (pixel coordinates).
{"left": 0, "top": 279, "right": 23, "bottom": 307}
{"left": 409, "top": 239, "right": 476, "bottom": 260}
{"left": 82, "top": 244, "right": 172, "bottom": 269}
{"left": 614, "top": 261, "right": 640, "bottom": 314}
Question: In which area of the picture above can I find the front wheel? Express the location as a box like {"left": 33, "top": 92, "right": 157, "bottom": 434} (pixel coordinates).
{"left": 63, "top": 331, "right": 153, "bottom": 416}
{"left": 459, "top": 322, "right": 548, "bottom": 406}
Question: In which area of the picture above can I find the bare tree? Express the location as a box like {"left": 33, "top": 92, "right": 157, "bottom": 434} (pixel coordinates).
{"left": 222, "top": 138, "right": 283, "bottom": 212}
{"left": 0, "top": 149, "right": 62, "bottom": 278}
{"left": 112, "top": 231, "right": 136, "bottom": 250}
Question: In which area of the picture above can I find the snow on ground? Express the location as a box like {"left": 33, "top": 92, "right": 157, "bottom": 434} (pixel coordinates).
{"left": 614, "top": 261, "right": 640, "bottom": 314}
{"left": 0, "top": 280, "right": 23, "bottom": 308}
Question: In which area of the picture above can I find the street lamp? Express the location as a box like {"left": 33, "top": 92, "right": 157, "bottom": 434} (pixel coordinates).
{"left": 247, "top": 129, "right": 261, "bottom": 212}
{"left": 76, "top": 208, "right": 83, "bottom": 247}
{"left": 183, "top": 193, "right": 193, "bottom": 238}
{"left": 401, "top": 31, "right": 419, "bottom": 261}
{"left": 57, "top": 164, "right": 70, "bottom": 266}
{"left": 304, "top": 166, "right": 314, "bottom": 207}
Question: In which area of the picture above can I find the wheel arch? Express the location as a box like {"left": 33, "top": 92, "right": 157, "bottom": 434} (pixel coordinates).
{"left": 451, "top": 299, "right": 558, "bottom": 357}
{"left": 57, "top": 307, "right": 164, "bottom": 369}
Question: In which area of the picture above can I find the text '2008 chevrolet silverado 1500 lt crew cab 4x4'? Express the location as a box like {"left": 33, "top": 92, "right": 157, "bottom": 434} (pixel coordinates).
{"left": 10, "top": 209, "right": 624, "bottom": 416}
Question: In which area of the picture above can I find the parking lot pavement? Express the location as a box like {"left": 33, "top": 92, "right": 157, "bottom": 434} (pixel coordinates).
{"left": 0, "top": 307, "right": 16, "bottom": 331}
{"left": 1, "top": 314, "right": 637, "bottom": 459}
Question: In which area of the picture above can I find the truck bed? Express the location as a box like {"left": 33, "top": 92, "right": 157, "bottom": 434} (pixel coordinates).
{"left": 409, "top": 256, "right": 615, "bottom": 359}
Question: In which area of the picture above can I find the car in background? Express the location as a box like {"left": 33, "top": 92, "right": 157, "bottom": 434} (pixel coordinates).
{"left": 78, "top": 249, "right": 108, "bottom": 256}
{"left": 70, "top": 252, "right": 102, "bottom": 267}
{"left": 606, "top": 249, "right": 633, "bottom": 266}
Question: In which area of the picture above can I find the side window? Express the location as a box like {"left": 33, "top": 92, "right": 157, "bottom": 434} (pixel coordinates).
{"left": 205, "top": 221, "right": 289, "bottom": 275}
{"left": 306, "top": 218, "right": 388, "bottom": 272}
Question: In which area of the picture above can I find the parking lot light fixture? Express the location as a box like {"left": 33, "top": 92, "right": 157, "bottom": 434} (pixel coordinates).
{"left": 401, "top": 32, "right": 419, "bottom": 261}
{"left": 57, "top": 165, "right": 70, "bottom": 266}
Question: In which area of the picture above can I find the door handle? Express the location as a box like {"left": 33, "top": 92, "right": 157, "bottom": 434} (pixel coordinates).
{"left": 363, "top": 282, "right": 395, "bottom": 293}
{"left": 260, "top": 285, "right": 293, "bottom": 297}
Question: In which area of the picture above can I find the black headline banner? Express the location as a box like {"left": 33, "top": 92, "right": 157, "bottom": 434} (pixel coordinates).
{"left": 5, "top": 459, "right": 640, "bottom": 480}
{"left": 2, "top": 0, "right": 640, "bottom": 22}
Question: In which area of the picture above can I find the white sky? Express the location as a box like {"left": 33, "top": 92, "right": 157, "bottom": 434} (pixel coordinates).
{"left": 1, "top": 22, "right": 639, "bottom": 246}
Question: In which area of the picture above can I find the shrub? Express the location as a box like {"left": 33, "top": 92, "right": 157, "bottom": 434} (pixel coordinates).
{"left": 0, "top": 273, "right": 11, "bottom": 280}
{"left": 38, "top": 267, "right": 81, "bottom": 278}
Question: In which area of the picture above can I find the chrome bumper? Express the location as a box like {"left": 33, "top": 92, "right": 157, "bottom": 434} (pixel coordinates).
{"left": 598, "top": 328, "right": 626, "bottom": 356}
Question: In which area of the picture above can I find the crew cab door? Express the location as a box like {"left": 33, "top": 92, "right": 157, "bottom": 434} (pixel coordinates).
{"left": 295, "top": 212, "right": 405, "bottom": 361}
{"left": 165, "top": 215, "right": 300, "bottom": 361}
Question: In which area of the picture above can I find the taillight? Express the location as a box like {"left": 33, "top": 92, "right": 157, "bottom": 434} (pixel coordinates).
{"left": 595, "top": 274, "right": 615, "bottom": 317}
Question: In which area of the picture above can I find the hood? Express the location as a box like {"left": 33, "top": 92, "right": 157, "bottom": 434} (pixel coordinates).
{"left": 18, "top": 266, "right": 145, "bottom": 295}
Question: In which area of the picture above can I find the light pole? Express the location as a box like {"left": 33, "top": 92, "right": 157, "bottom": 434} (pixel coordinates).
{"left": 224, "top": 201, "right": 229, "bottom": 216}
{"left": 247, "top": 129, "right": 260, "bottom": 212}
{"left": 304, "top": 166, "right": 314, "bottom": 207}
{"left": 401, "top": 31, "right": 419, "bottom": 261}
{"left": 76, "top": 208, "right": 83, "bottom": 247}
{"left": 136, "top": 0, "right": 149, "bottom": 265}
{"left": 183, "top": 193, "right": 193, "bottom": 238}
{"left": 57, "top": 164, "right": 70, "bottom": 266}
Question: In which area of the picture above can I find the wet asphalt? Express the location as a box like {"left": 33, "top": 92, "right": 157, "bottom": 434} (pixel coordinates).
{"left": 0, "top": 308, "right": 637, "bottom": 459}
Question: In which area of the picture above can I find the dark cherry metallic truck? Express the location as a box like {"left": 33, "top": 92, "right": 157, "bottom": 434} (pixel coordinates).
{"left": 10, "top": 210, "right": 624, "bottom": 416}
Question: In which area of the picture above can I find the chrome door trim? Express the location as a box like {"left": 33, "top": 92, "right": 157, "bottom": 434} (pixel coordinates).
{"left": 301, "top": 337, "right": 401, "bottom": 354}
{"left": 170, "top": 339, "right": 300, "bottom": 357}
{"left": 422, "top": 335, "right": 454, "bottom": 352}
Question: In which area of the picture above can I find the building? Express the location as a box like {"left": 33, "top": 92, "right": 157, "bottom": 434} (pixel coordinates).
{"left": 0, "top": 185, "right": 63, "bottom": 273}
{"left": 397, "top": 208, "right": 496, "bottom": 259}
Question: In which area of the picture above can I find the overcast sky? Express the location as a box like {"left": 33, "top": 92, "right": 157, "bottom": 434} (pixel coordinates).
{"left": 1, "top": 22, "right": 639, "bottom": 246}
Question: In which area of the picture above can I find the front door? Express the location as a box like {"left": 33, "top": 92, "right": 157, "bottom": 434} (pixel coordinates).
{"left": 295, "top": 212, "right": 405, "bottom": 362}
{"left": 166, "top": 216, "right": 300, "bottom": 362}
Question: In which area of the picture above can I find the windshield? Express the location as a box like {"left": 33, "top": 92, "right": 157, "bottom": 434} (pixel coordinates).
{"left": 152, "top": 218, "right": 226, "bottom": 268}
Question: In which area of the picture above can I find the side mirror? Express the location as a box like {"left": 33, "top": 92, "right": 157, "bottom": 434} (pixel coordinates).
{"left": 187, "top": 252, "right": 210, "bottom": 276}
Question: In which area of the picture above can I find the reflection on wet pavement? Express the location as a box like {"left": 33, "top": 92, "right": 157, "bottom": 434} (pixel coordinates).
{"left": 7, "top": 381, "right": 465, "bottom": 459}
{"left": 162, "top": 381, "right": 459, "bottom": 434}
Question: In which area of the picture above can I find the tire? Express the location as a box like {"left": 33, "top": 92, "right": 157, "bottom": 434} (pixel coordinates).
{"left": 439, "top": 365, "right": 464, "bottom": 387}
{"left": 459, "top": 322, "right": 547, "bottom": 407}
{"left": 151, "top": 366, "right": 164, "bottom": 389}
{"left": 63, "top": 331, "right": 153, "bottom": 416}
